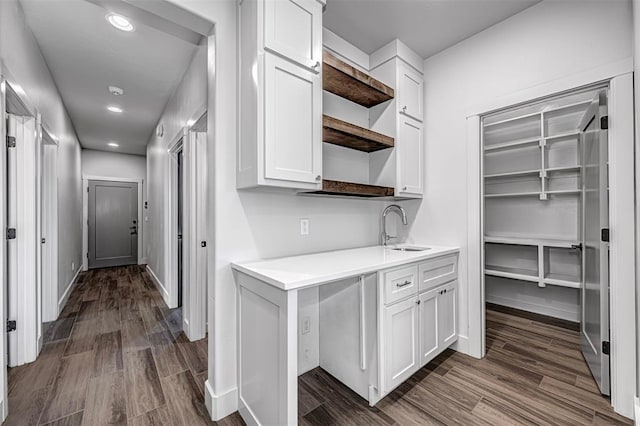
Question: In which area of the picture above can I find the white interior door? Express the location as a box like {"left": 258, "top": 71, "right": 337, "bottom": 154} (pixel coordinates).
{"left": 579, "top": 92, "right": 610, "bottom": 395}
{"left": 6, "top": 113, "right": 38, "bottom": 368}
{"left": 40, "top": 137, "right": 57, "bottom": 322}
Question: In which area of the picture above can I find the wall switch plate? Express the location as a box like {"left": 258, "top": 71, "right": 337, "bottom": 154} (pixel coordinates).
{"left": 300, "top": 218, "right": 309, "bottom": 236}
{"left": 301, "top": 316, "right": 311, "bottom": 334}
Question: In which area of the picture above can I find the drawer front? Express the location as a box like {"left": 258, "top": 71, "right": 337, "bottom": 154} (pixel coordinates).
{"left": 418, "top": 255, "right": 458, "bottom": 293}
{"left": 383, "top": 265, "right": 418, "bottom": 305}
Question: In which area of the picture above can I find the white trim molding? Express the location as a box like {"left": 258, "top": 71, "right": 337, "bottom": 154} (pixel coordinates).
{"left": 146, "top": 265, "right": 169, "bottom": 306}
{"left": 58, "top": 267, "right": 82, "bottom": 315}
{"left": 204, "top": 380, "right": 238, "bottom": 422}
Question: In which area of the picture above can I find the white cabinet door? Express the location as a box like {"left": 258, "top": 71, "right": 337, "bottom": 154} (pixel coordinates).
{"left": 264, "top": 0, "right": 322, "bottom": 71}
{"left": 398, "top": 62, "right": 423, "bottom": 122}
{"left": 264, "top": 53, "right": 322, "bottom": 185}
{"left": 418, "top": 287, "right": 439, "bottom": 367}
{"left": 397, "top": 118, "right": 423, "bottom": 197}
{"left": 438, "top": 281, "right": 458, "bottom": 347}
{"left": 383, "top": 297, "right": 418, "bottom": 393}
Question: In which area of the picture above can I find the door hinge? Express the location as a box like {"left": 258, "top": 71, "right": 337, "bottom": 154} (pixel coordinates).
{"left": 6, "top": 136, "right": 15, "bottom": 148}
{"left": 201, "top": 241, "right": 207, "bottom": 248}
{"left": 41, "top": 238, "right": 46, "bottom": 244}
{"left": 600, "top": 116, "right": 609, "bottom": 130}
{"left": 602, "top": 341, "right": 610, "bottom": 355}
{"left": 601, "top": 228, "right": 610, "bottom": 242}
{"left": 6, "top": 228, "right": 16, "bottom": 240}
{"left": 6, "top": 320, "right": 16, "bottom": 333}
{"left": 86, "top": 252, "right": 89, "bottom": 259}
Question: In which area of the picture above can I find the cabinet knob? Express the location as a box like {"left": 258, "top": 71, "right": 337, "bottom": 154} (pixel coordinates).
{"left": 315, "top": 175, "right": 321, "bottom": 182}
{"left": 416, "top": 299, "right": 421, "bottom": 305}
{"left": 312, "top": 61, "right": 321, "bottom": 71}
{"left": 402, "top": 105, "right": 407, "bottom": 113}
{"left": 402, "top": 186, "right": 407, "bottom": 191}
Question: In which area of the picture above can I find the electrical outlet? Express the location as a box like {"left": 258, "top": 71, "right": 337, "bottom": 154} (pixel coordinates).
{"left": 301, "top": 316, "right": 311, "bottom": 334}
{"left": 300, "top": 218, "right": 309, "bottom": 236}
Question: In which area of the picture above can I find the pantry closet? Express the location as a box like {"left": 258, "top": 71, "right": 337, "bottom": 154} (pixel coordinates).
{"left": 482, "top": 85, "right": 610, "bottom": 394}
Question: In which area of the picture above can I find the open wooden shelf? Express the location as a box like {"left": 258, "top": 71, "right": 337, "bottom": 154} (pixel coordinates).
{"left": 323, "top": 51, "right": 394, "bottom": 107}
{"left": 323, "top": 115, "right": 394, "bottom": 153}
{"left": 306, "top": 179, "right": 395, "bottom": 198}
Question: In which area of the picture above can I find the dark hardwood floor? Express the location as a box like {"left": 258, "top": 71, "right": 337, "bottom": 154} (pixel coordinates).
{"left": 298, "top": 305, "right": 632, "bottom": 425}
{"left": 7, "top": 268, "right": 631, "bottom": 425}
{"left": 6, "top": 266, "right": 243, "bottom": 426}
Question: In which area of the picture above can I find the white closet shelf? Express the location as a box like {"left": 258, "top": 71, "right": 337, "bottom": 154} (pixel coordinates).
{"left": 483, "top": 100, "right": 590, "bottom": 130}
{"left": 546, "top": 165, "right": 580, "bottom": 174}
{"left": 546, "top": 189, "right": 581, "bottom": 195}
{"left": 483, "top": 111, "right": 540, "bottom": 128}
{"left": 542, "top": 100, "right": 591, "bottom": 116}
{"left": 483, "top": 137, "right": 540, "bottom": 152}
{"left": 544, "top": 131, "right": 580, "bottom": 142}
{"left": 485, "top": 191, "right": 540, "bottom": 198}
{"left": 543, "top": 274, "right": 581, "bottom": 288}
{"left": 485, "top": 236, "right": 580, "bottom": 248}
{"left": 484, "top": 169, "right": 540, "bottom": 179}
{"left": 485, "top": 266, "right": 539, "bottom": 283}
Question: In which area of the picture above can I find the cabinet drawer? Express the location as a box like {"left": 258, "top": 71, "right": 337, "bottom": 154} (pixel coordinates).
{"left": 383, "top": 265, "right": 418, "bottom": 305}
{"left": 418, "top": 255, "right": 457, "bottom": 293}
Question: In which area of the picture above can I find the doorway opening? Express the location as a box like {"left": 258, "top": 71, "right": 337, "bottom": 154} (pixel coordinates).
{"left": 481, "top": 85, "right": 612, "bottom": 401}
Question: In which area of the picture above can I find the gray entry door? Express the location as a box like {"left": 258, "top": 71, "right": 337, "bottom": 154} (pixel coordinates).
{"left": 88, "top": 180, "right": 138, "bottom": 269}
{"left": 579, "top": 92, "right": 609, "bottom": 396}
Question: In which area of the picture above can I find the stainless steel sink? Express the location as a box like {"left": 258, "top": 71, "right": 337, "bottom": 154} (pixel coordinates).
{"left": 389, "top": 246, "right": 431, "bottom": 252}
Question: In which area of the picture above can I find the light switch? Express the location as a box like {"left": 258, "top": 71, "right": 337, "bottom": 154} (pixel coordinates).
{"left": 300, "top": 218, "right": 309, "bottom": 236}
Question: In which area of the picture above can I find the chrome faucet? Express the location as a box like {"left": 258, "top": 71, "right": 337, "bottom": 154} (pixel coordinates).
{"left": 381, "top": 204, "right": 408, "bottom": 246}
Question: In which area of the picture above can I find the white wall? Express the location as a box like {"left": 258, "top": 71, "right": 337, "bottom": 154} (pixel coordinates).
{"left": 146, "top": 44, "right": 207, "bottom": 290}
{"left": 633, "top": 0, "right": 640, "bottom": 401}
{"left": 165, "top": 1, "right": 388, "bottom": 420}
{"left": 412, "top": 0, "right": 632, "bottom": 361}
{"left": 0, "top": 1, "right": 83, "bottom": 304}
{"left": 82, "top": 149, "right": 147, "bottom": 261}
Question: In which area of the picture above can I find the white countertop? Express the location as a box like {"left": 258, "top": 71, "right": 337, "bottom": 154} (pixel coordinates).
{"left": 231, "top": 244, "right": 459, "bottom": 291}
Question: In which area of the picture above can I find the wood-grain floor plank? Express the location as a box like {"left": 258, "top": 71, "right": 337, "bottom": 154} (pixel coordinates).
{"left": 160, "top": 370, "right": 212, "bottom": 425}
{"left": 40, "top": 351, "right": 94, "bottom": 424}
{"left": 124, "top": 348, "right": 165, "bottom": 418}
{"left": 83, "top": 371, "right": 127, "bottom": 425}
{"left": 93, "top": 330, "right": 124, "bottom": 378}
{"left": 148, "top": 329, "right": 188, "bottom": 378}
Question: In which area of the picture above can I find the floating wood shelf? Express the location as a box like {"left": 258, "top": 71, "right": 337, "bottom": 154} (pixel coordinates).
{"left": 307, "top": 180, "right": 395, "bottom": 198}
{"left": 323, "top": 51, "right": 394, "bottom": 108}
{"left": 323, "top": 115, "right": 394, "bottom": 153}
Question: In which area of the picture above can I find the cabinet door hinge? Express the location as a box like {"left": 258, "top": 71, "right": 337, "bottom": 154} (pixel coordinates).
{"left": 6, "top": 136, "right": 15, "bottom": 148}
{"left": 601, "top": 228, "right": 610, "bottom": 242}
{"left": 602, "top": 340, "right": 610, "bottom": 355}
{"left": 6, "top": 320, "right": 16, "bottom": 333}
{"left": 6, "top": 228, "right": 16, "bottom": 240}
{"left": 600, "top": 116, "right": 609, "bottom": 130}
{"left": 201, "top": 241, "right": 207, "bottom": 248}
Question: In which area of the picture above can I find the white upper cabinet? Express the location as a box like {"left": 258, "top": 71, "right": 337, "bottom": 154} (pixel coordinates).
{"left": 264, "top": 54, "right": 321, "bottom": 184}
{"left": 397, "top": 117, "right": 423, "bottom": 196}
{"left": 237, "top": 0, "right": 324, "bottom": 190}
{"left": 264, "top": 0, "right": 322, "bottom": 71}
{"left": 398, "top": 62, "right": 423, "bottom": 122}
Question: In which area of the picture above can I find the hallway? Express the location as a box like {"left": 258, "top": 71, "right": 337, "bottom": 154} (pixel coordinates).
{"left": 5, "top": 266, "right": 242, "bottom": 426}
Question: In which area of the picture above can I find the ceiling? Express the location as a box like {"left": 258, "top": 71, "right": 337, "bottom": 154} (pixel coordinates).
{"left": 323, "top": 0, "right": 541, "bottom": 59}
{"left": 20, "top": 0, "right": 208, "bottom": 155}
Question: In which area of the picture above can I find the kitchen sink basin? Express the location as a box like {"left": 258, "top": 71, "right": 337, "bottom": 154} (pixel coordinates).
{"left": 389, "top": 246, "right": 431, "bottom": 252}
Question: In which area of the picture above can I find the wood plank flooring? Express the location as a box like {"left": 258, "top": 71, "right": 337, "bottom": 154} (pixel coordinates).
{"left": 6, "top": 266, "right": 243, "bottom": 426}
{"left": 298, "top": 305, "right": 632, "bottom": 425}
{"left": 8, "top": 267, "right": 631, "bottom": 425}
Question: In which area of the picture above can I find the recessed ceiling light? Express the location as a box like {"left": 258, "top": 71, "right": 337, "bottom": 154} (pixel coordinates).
{"left": 108, "top": 85, "right": 124, "bottom": 96}
{"left": 107, "top": 105, "right": 123, "bottom": 113}
{"left": 106, "top": 13, "right": 134, "bottom": 32}
{"left": 108, "top": 142, "right": 119, "bottom": 147}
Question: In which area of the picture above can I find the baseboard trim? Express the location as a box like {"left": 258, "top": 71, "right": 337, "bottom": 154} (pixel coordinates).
{"left": 58, "top": 267, "right": 82, "bottom": 316}
{"left": 205, "top": 380, "right": 238, "bottom": 421}
{"left": 486, "top": 295, "right": 578, "bottom": 322}
{"left": 145, "top": 265, "right": 169, "bottom": 306}
{"left": 634, "top": 396, "right": 639, "bottom": 422}
{"left": 451, "top": 335, "right": 474, "bottom": 358}
{"left": 238, "top": 395, "right": 259, "bottom": 426}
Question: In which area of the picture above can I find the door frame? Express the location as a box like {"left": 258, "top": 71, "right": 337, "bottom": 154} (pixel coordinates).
{"left": 166, "top": 113, "right": 208, "bottom": 341}
{"left": 82, "top": 176, "right": 143, "bottom": 271}
{"left": 38, "top": 125, "right": 59, "bottom": 323}
{"left": 465, "top": 70, "right": 636, "bottom": 417}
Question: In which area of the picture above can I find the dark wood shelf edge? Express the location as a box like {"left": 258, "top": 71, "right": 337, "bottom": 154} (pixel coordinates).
{"left": 323, "top": 115, "right": 394, "bottom": 153}
{"left": 305, "top": 180, "right": 395, "bottom": 198}
{"left": 323, "top": 51, "right": 394, "bottom": 108}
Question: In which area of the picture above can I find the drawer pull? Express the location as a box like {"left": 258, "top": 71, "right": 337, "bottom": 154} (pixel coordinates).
{"left": 396, "top": 280, "right": 412, "bottom": 288}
